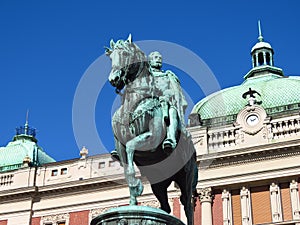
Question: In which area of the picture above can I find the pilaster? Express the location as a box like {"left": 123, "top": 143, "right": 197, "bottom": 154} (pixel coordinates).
{"left": 221, "top": 189, "right": 232, "bottom": 225}
{"left": 240, "top": 187, "right": 252, "bottom": 225}
{"left": 269, "top": 183, "right": 283, "bottom": 222}
{"left": 290, "top": 180, "right": 300, "bottom": 220}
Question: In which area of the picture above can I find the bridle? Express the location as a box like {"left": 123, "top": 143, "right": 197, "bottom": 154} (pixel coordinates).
{"left": 113, "top": 45, "right": 146, "bottom": 94}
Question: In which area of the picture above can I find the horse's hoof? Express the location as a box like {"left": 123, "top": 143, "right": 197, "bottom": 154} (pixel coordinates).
{"left": 130, "top": 198, "right": 137, "bottom": 205}
{"left": 136, "top": 179, "right": 144, "bottom": 196}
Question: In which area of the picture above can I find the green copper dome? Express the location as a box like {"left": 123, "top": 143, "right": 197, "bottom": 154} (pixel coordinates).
{"left": 0, "top": 123, "right": 55, "bottom": 172}
{"left": 190, "top": 23, "right": 300, "bottom": 127}
{"left": 191, "top": 72, "right": 300, "bottom": 124}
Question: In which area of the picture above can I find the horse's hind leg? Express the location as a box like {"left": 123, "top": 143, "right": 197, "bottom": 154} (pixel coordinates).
{"left": 151, "top": 180, "right": 172, "bottom": 213}
{"left": 175, "top": 164, "right": 195, "bottom": 225}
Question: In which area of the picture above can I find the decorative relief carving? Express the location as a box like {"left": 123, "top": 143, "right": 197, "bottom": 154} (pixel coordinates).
{"left": 117, "top": 218, "right": 128, "bottom": 225}
{"left": 139, "top": 200, "right": 160, "bottom": 208}
{"left": 141, "top": 220, "right": 159, "bottom": 225}
{"left": 193, "top": 136, "right": 203, "bottom": 146}
{"left": 90, "top": 207, "right": 113, "bottom": 218}
{"left": 42, "top": 213, "right": 69, "bottom": 222}
{"left": 199, "top": 187, "right": 212, "bottom": 203}
{"left": 236, "top": 105, "right": 267, "bottom": 136}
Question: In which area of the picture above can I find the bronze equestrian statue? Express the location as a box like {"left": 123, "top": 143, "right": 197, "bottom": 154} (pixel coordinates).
{"left": 106, "top": 34, "right": 198, "bottom": 225}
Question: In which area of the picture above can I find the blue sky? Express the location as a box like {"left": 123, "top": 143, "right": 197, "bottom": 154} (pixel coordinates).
{"left": 0, "top": 1, "right": 299, "bottom": 161}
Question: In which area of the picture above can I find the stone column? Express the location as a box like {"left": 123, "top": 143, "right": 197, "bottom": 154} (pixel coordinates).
{"left": 270, "top": 54, "right": 274, "bottom": 66}
{"left": 263, "top": 52, "right": 267, "bottom": 65}
{"left": 270, "top": 183, "right": 283, "bottom": 222}
{"left": 290, "top": 180, "right": 300, "bottom": 220}
{"left": 199, "top": 187, "right": 213, "bottom": 225}
{"left": 255, "top": 53, "right": 259, "bottom": 67}
{"left": 222, "top": 189, "right": 232, "bottom": 225}
{"left": 240, "top": 187, "right": 252, "bottom": 225}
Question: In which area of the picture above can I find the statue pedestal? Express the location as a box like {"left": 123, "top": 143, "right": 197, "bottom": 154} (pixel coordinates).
{"left": 91, "top": 205, "right": 185, "bottom": 225}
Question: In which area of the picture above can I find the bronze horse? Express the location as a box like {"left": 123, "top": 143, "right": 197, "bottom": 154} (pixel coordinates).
{"left": 106, "top": 35, "right": 197, "bottom": 225}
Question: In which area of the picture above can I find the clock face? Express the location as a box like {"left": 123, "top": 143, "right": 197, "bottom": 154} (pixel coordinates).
{"left": 246, "top": 114, "right": 259, "bottom": 126}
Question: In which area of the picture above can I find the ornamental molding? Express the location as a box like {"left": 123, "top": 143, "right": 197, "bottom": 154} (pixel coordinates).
{"left": 139, "top": 200, "right": 160, "bottom": 208}
{"left": 192, "top": 135, "right": 203, "bottom": 146}
{"left": 90, "top": 207, "right": 113, "bottom": 218}
{"left": 236, "top": 105, "right": 267, "bottom": 135}
{"left": 198, "top": 187, "right": 212, "bottom": 203}
{"left": 42, "top": 213, "right": 69, "bottom": 222}
{"left": 199, "top": 142, "right": 300, "bottom": 169}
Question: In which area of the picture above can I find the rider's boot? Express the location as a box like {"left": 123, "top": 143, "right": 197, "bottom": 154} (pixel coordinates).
{"left": 163, "top": 107, "right": 178, "bottom": 154}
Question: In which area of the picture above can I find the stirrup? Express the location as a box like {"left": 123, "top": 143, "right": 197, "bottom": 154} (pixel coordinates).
{"left": 111, "top": 150, "right": 120, "bottom": 162}
{"left": 163, "top": 139, "right": 176, "bottom": 154}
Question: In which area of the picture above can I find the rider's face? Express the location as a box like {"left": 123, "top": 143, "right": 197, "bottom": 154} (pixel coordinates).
{"left": 149, "top": 53, "right": 162, "bottom": 68}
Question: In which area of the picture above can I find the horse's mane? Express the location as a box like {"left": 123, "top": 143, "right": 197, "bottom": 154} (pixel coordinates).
{"left": 113, "top": 40, "right": 147, "bottom": 64}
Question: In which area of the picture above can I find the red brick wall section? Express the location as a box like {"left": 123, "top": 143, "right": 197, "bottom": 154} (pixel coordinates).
{"left": 193, "top": 196, "right": 201, "bottom": 225}
{"left": 69, "top": 210, "right": 89, "bottom": 225}
{"left": 31, "top": 217, "right": 41, "bottom": 225}
{"left": 0, "top": 220, "right": 7, "bottom": 225}
{"left": 173, "top": 197, "right": 181, "bottom": 219}
{"left": 212, "top": 191, "right": 223, "bottom": 225}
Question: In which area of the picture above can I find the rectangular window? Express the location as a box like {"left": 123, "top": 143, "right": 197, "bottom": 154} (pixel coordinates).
{"left": 61, "top": 168, "right": 68, "bottom": 175}
{"left": 57, "top": 222, "right": 65, "bottom": 225}
{"left": 251, "top": 186, "right": 271, "bottom": 224}
{"left": 99, "top": 162, "right": 105, "bottom": 169}
{"left": 109, "top": 161, "right": 115, "bottom": 167}
{"left": 51, "top": 169, "right": 58, "bottom": 176}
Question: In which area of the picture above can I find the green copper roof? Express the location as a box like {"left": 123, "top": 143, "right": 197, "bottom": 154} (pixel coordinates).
{"left": 191, "top": 73, "right": 300, "bottom": 121}
{"left": 0, "top": 132, "right": 55, "bottom": 172}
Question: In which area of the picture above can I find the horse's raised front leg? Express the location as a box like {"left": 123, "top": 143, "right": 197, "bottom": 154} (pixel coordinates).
{"left": 125, "top": 109, "right": 165, "bottom": 205}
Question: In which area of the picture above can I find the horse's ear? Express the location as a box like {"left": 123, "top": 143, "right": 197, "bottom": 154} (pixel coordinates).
{"left": 126, "top": 33, "right": 132, "bottom": 43}
{"left": 104, "top": 46, "right": 112, "bottom": 56}
{"left": 110, "top": 39, "right": 115, "bottom": 49}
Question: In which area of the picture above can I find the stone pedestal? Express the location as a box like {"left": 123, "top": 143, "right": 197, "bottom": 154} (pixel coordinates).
{"left": 91, "top": 205, "right": 185, "bottom": 225}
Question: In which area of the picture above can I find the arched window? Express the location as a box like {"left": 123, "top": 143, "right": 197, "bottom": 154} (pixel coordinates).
{"left": 253, "top": 55, "right": 257, "bottom": 67}
{"left": 266, "top": 52, "right": 271, "bottom": 65}
{"left": 258, "top": 52, "right": 264, "bottom": 66}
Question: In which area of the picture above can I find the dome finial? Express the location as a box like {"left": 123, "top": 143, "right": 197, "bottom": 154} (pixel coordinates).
{"left": 258, "top": 20, "right": 264, "bottom": 42}
{"left": 15, "top": 110, "right": 36, "bottom": 138}
{"left": 25, "top": 109, "right": 29, "bottom": 134}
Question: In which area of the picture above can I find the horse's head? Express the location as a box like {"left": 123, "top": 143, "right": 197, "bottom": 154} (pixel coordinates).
{"left": 105, "top": 34, "right": 147, "bottom": 93}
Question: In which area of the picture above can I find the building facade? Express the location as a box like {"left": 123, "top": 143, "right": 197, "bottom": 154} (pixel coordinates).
{"left": 1, "top": 29, "right": 300, "bottom": 225}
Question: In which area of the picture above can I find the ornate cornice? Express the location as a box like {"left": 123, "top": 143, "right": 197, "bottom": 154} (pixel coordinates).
{"left": 199, "top": 141, "right": 300, "bottom": 169}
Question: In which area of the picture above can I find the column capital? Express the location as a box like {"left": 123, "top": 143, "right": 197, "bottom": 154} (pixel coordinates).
{"left": 222, "top": 189, "right": 230, "bottom": 199}
{"left": 290, "top": 180, "right": 298, "bottom": 191}
{"left": 240, "top": 186, "right": 249, "bottom": 197}
{"left": 199, "top": 187, "right": 212, "bottom": 203}
{"left": 270, "top": 183, "right": 279, "bottom": 193}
